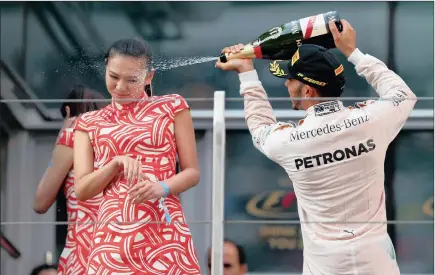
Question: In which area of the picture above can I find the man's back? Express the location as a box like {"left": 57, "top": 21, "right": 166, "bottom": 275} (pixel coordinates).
{"left": 237, "top": 49, "right": 416, "bottom": 274}
{"left": 269, "top": 102, "right": 388, "bottom": 240}
{"left": 266, "top": 101, "right": 393, "bottom": 273}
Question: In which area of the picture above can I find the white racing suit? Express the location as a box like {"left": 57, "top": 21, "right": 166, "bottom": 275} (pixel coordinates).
{"left": 238, "top": 48, "right": 416, "bottom": 275}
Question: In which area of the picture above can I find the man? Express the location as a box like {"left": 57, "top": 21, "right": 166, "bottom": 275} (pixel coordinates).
{"left": 216, "top": 19, "right": 416, "bottom": 275}
{"left": 207, "top": 239, "right": 248, "bottom": 275}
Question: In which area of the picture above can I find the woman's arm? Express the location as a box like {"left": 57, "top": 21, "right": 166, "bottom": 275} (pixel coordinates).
{"left": 33, "top": 145, "right": 73, "bottom": 214}
{"left": 128, "top": 105, "right": 200, "bottom": 203}
{"left": 164, "top": 109, "right": 200, "bottom": 194}
{"left": 73, "top": 131, "right": 119, "bottom": 201}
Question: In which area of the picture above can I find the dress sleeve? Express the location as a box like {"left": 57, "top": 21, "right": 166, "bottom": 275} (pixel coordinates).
{"left": 73, "top": 114, "right": 90, "bottom": 133}
{"left": 172, "top": 94, "right": 190, "bottom": 116}
{"left": 56, "top": 128, "right": 74, "bottom": 148}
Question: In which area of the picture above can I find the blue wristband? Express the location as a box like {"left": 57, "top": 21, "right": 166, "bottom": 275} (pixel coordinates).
{"left": 48, "top": 161, "right": 52, "bottom": 167}
{"left": 159, "top": 181, "right": 169, "bottom": 197}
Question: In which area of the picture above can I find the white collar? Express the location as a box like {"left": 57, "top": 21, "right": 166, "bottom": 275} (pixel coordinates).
{"left": 305, "top": 101, "right": 344, "bottom": 117}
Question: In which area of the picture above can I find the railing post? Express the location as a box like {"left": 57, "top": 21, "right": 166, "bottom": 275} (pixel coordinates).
{"left": 211, "top": 91, "right": 226, "bottom": 275}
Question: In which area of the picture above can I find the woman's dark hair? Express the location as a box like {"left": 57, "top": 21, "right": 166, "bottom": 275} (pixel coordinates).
{"left": 30, "top": 263, "right": 57, "bottom": 275}
{"left": 60, "top": 85, "right": 108, "bottom": 118}
{"left": 105, "top": 37, "right": 153, "bottom": 97}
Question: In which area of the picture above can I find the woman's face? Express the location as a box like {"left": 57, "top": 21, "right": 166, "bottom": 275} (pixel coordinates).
{"left": 105, "top": 54, "right": 153, "bottom": 104}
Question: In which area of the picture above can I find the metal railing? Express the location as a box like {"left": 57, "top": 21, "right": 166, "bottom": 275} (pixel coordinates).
{"left": 211, "top": 91, "right": 226, "bottom": 275}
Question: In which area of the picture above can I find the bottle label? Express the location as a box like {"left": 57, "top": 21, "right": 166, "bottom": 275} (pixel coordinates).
{"left": 252, "top": 26, "right": 283, "bottom": 48}
{"left": 299, "top": 14, "right": 328, "bottom": 40}
{"left": 252, "top": 39, "right": 260, "bottom": 47}
{"left": 267, "top": 26, "right": 283, "bottom": 40}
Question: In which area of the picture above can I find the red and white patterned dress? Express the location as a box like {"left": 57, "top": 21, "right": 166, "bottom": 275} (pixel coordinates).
{"left": 56, "top": 128, "right": 103, "bottom": 275}
{"left": 73, "top": 93, "right": 201, "bottom": 275}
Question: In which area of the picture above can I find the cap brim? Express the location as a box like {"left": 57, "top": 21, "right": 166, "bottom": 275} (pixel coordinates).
{"left": 269, "top": 60, "right": 290, "bottom": 79}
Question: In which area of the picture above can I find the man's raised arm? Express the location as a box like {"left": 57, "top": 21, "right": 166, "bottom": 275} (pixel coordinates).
{"left": 328, "top": 19, "right": 417, "bottom": 142}
{"left": 216, "top": 44, "right": 294, "bottom": 162}
{"left": 347, "top": 48, "right": 417, "bottom": 141}
{"left": 238, "top": 69, "right": 295, "bottom": 161}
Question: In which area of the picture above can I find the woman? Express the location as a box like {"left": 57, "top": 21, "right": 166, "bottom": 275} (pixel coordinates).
{"left": 73, "top": 37, "right": 201, "bottom": 274}
{"left": 33, "top": 85, "right": 107, "bottom": 274}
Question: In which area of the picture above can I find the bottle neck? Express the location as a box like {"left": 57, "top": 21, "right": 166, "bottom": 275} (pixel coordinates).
{"left": 224, "top": 44, "right": 259, "bottom": 61}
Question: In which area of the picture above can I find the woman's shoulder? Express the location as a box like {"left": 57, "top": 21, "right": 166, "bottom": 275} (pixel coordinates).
{"left": 153, "top": 93, "right": 185, "bottom": 102}
{"left": 56, "top": 128, "right": 74, "bottom": 148}
{"left": 154, "top": 94, "right": 188, "bottom": 106}
{"left": 75, "top": 105, "right": 111, "bottom": 129}
{"left": 152, "top": 94, "right": 189, "bottom": 115}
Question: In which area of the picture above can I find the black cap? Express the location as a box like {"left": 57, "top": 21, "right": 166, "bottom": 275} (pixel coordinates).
{"left": 269, "top": 44, "right": 345, "bottom": 95}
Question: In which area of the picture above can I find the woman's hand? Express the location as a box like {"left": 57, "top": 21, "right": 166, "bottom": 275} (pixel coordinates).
{"left": 128, "top": 179, "right": 166, "bottom": 204}
{"left": 113, "top": 155, "right": 143, "bottom": 185}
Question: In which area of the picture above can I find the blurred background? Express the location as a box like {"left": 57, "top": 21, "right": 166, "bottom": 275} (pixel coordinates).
{"left": 0, "top": 1, "right": 433, "bottom": 274}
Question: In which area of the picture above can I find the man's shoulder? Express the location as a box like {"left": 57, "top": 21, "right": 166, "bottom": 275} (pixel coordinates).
{"left": 271, "top": 121, "right": 299, "bottom": 132}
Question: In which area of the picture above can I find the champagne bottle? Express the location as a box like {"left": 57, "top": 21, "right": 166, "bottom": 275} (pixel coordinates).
{"left": 219, "top": 11, "right": 342, "bottom": 63}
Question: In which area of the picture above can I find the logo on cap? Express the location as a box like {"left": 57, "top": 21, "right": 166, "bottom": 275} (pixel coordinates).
{"left": 296, "top": 73, "right": 327, "bottom": 87}
{"left": 269, "top": 60, "right": 287, "bottom": 77}
{"left": 291, "top": 50, "right": 300, "bottom": 66}
{"left": 335, "top": 64, "right": 344, "bottom": 76}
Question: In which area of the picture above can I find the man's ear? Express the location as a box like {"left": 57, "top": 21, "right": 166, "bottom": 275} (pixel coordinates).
{"left": 306, "top": 85, "right": 319, "bottom": 98}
